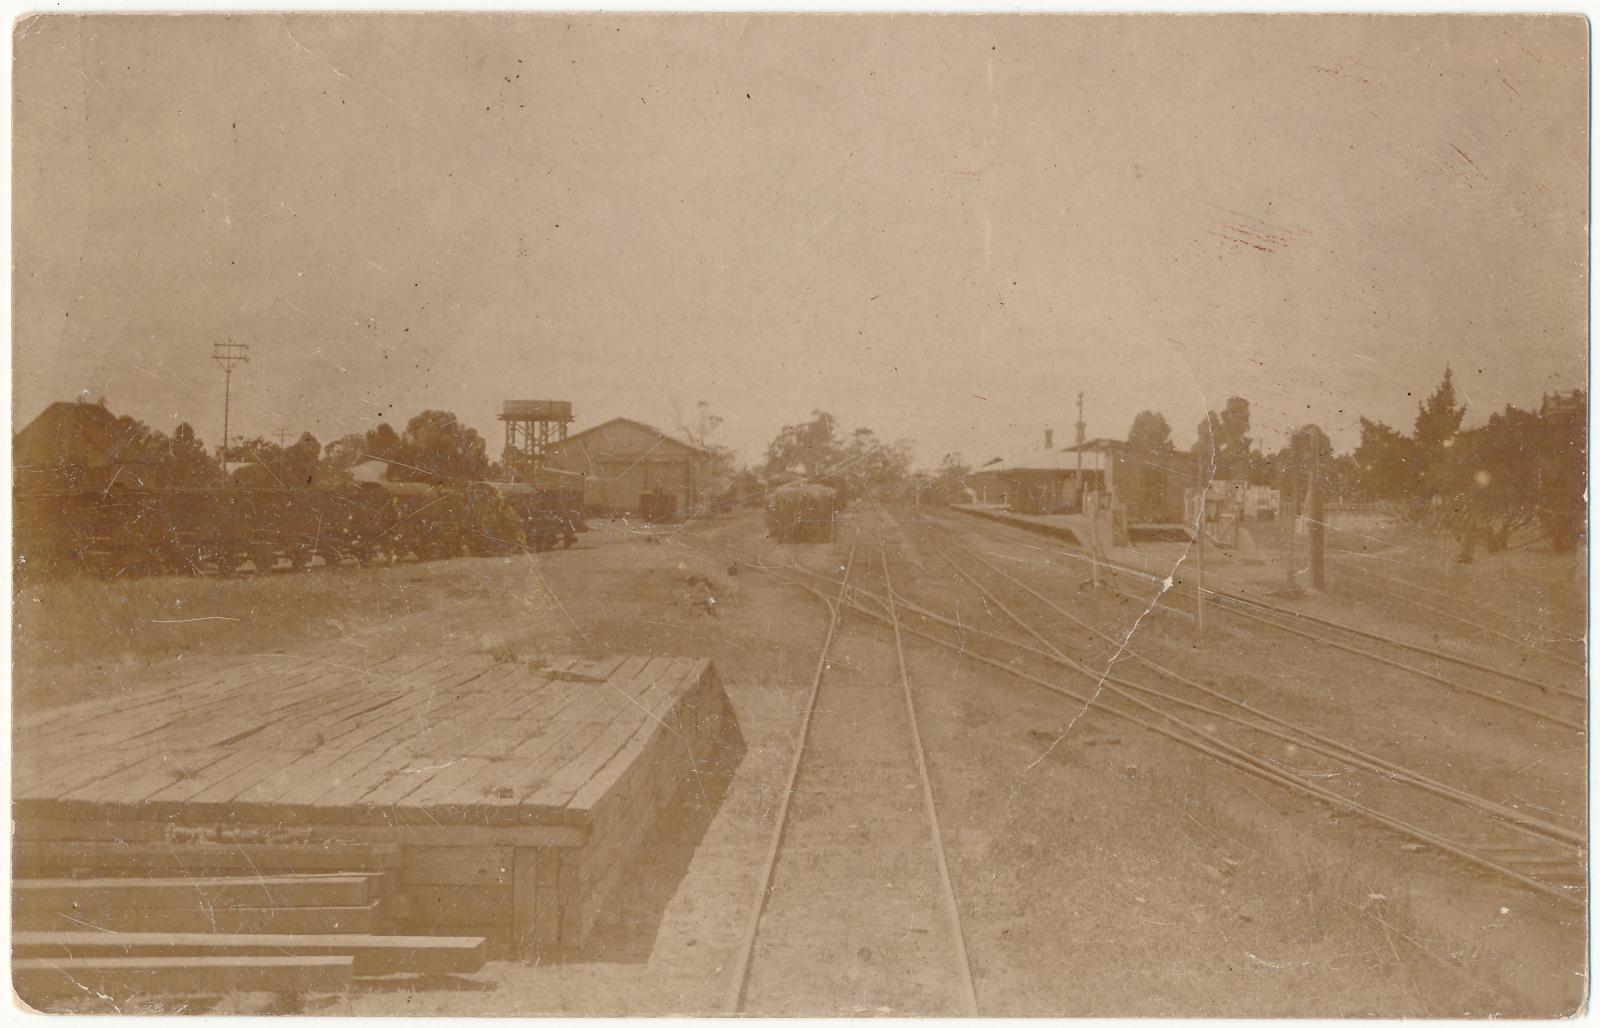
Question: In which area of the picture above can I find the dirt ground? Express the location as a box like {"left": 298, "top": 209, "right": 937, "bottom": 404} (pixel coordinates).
{"left": 12, "top": 507, "right": 1587, "bottom": 1016}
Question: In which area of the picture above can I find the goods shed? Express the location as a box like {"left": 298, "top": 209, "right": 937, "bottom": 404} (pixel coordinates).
{"left": 544, "top": 417, "right": 712, "bottom": 516}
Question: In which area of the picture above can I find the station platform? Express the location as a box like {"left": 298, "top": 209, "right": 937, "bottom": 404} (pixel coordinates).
{"left": 14, "top": 652, "right": 739, "bottom": 956}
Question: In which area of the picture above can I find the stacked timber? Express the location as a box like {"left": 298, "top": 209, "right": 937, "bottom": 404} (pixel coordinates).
{"left": 12, "top": 841, "right": 487, "bottom": 1010}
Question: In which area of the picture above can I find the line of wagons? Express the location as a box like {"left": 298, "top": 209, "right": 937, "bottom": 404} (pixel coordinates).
{"left": 16, "top": 471, "right": 587, "bottom": 578}
{"left": 763, "top": 481, "right": 842, "bottom": 543}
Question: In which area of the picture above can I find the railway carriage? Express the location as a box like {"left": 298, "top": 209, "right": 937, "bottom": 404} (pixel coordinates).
{"left": 765, "top": 483, "right": 840, "bottom": 543}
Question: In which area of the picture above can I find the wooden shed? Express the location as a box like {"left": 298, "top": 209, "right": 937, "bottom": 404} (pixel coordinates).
{"left": 544, "top": 417, "right": 713, "bottom": 516}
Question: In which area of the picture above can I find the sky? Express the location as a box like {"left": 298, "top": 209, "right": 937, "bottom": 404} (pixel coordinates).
{"left": 12, "top": 13, "right": 1589, "bottom": 468}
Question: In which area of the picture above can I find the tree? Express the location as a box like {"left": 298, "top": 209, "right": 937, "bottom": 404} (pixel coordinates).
{"left": 324, "top": 433, "right": 368, "bottom": 467}
{"left": 1126, "top": 411, "right": 1173, "bottom": 454}
{"left": 1538, "top": 392, "right": 1586, "bottom": 552}
{"left": 395, "top": 410, "right": 489, "bottom": 483}
{"left": 764, "top": 410, "right": 841, "bottom": 480}
{"left": 676, "top": 400, "right": 740, "bottom": 479}
{"left": 164, "top": 423, "right": 219, "bottom": 487}
{"left": 282, "top": 432, "right": 322, "bottom": 487}
{"left": 363, "top": 422, "right": 403, "bottom": 464}
{"left": 925, "top": 453, "right": 975, "bottom": 505}
{"left": 839, "top": 428, "right": 914, "bottom": 500}
{"left": 1352, "top": 417, "right": 1417, "bottom": 502}
{"left": 762, "top": 410, "right": 913, "bottom": 501}
{"left": 1275, "top": 423, "right": 1335, "bottom": 510}
{"left": 1192, "top": 396, "right": 1253, "bottom": 480}
{"left": 1413, "top": 367, "right": 1467, "bottom": 503}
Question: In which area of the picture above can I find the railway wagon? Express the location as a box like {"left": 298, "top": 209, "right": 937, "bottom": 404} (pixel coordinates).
{"left": 15, "top": 485, "right": 369, "bottom": 576}
{"left": 468, "top": 480, "right": 580, "bottom": 552}
{"left": 15, "top": 472, "right": 583, "bottom": 578}
{"left": 765, "top": 483, "right": 839, "bottom": 543}
{"left": 346, "top": 480, "right": 470, "bottom": 562}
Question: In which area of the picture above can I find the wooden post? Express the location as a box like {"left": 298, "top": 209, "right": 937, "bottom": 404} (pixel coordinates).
{"left": 1286, "top": 512, "right": 1298, "bottom": 590}
{"left": 1308, "top": 431, "right": 1325, "bottom": 590}
{"left": 1089, "top": 493, "right": 1100, "bottom": 590}
{"left": 1194, "top": 449, "right": 1206, "bottom": 636}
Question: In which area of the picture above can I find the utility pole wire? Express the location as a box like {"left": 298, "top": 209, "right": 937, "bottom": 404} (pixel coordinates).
{"left": 211, "top": 340, "right": 250, "bottom": 466}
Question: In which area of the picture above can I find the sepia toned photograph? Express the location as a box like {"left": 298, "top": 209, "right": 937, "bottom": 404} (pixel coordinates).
{"left": 10, "top": 11, "right": 1589, "bottom": 1017}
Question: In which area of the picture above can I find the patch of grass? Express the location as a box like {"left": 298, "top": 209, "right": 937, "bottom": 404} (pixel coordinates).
{"left": 13, "top": 565, "right": 441, "bottom": 671}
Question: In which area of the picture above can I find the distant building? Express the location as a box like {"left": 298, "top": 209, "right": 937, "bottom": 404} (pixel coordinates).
{"left": 964, "top": 430, "right": 1192, "bottom": 523}
{"left": 1540, "top": 389, "right": 1585, "bottom": 420}
{"left": 1184, "top": 478, "right": 1280, "bottom": 526}
{"left": 975, "top": 444, "right": 1116, "bottom": 514}
{"left": 544, "top": 417, "right": 713, "bottom": 515}
{"left": 15, "top": 399, "right": 130, "bottom": 492}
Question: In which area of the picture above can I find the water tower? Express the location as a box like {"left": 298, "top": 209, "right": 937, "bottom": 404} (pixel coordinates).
{"left": 500, "top": 399, "right": 574, "bottom": 463}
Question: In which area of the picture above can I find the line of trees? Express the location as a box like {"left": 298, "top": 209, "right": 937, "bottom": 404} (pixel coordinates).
{"left": 1119, "top": 368, "right": 1585, "bottom": 556}
{"left": 1354, "top": 369, "right": 1585, "bottom": 555}
{"left": 762, "top": 410, "right": 916, "bottom": 502}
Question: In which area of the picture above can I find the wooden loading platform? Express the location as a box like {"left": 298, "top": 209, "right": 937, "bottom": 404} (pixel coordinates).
{"left": 14, "top": 650, "right": 740, "bottom": 1002}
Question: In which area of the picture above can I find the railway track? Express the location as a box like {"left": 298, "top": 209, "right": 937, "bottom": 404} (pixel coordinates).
{"left": 759, "top": 512, "right": 1583, "bottom": 908}
{"left": 1102, "top": 558, "right": 1584, "bottom": 732}
{"left": 953, "top": 509, "right": 1586, "bottom": 732}
{"left": 727, "top": 529, "right": 978, "bottom": 1016}
{"left": 1331, "top": 550, "right": 1585, "bottom": 663}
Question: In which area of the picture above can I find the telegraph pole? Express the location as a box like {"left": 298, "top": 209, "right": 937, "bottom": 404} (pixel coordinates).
{"left": 211, "top": 341, "right": 250, "bottom": 467}
{"left": 1195, "top": 446, "right": 1206, "bottom": 636}
{"left": 1075, "top": 391, "right": 1086, "bottom": 494}
{"left": 273, "top": 428, "right": 294, "bottom": 448}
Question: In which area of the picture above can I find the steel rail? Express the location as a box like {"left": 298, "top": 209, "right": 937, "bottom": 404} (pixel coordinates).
{"left": 1101, "top": 572, "right": 1583, "bottom": 732}
{"left": 802, "top": 535, "right": 1583, "bottom": 852}
{"left": 879, "top": 542, "right": 981, "bottom": 1016}
{"left": 784, "top": 553, "right": 1576, "bottom": 840}
{"left": 862, "top": 589, "right": 1581, "bottom": 906}
{"left": 1341, "top": 571, "right": 1586, "bottom": 666}
{"left": 907, "top": 529, "right": 1584, "bottom": 850}
{"left": 759, "top": 549, "right": 1581, "bottom": 905}
{"left": 949, "top": 509, "right": 1581, "bottom": 699}
{"left": 1337, "top": 552, "right": 1586, "bottom": 641}
{"left": 726, "top": 537, "right": 859, "bottom": 1014}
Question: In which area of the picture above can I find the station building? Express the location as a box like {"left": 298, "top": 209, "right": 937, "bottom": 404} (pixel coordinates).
{"left": 967, "top": 432, "right": 1190, "bottom": 524}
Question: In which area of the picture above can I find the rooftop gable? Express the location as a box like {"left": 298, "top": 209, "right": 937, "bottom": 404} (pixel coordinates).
{"left": 546, "top": 416, "right": 712, "bottom": 457}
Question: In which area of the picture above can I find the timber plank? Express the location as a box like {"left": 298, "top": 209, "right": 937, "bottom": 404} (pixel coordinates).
{"left": 315, "top": 671, "right": 543, "bottom": 813}
{"left": 353, "top": 666, "right": 572, "bottom": 810}
{"left": 401, "top": 846, "right": 513, "bottom": 887}
{"left": 14, "top": 932, "right": 487, "bottom": 976}
{"left": 221, "top": 663, "right": 494, "bottom": 819}
{"left": 20, "top": 666, "right": 378, "bottom": 802}
{"left": 95, "top": 661, "right": 354, "bottom": 747}
{"left": 533, "top": 849, "right": 562, "bottom": 952}
{"left": 13, "top": 903, "right": 383, "bottom": 935}
{"left": 14, "top": 874, "right": 373, "bottom": 913}
{"left": 13, "top": 955, "right": 354, "bottom": 1001}
{"left": 520, "top": 658, "right": 699, "bottom": 815}
{"left": 57, "top": 747, "right": 241, "bottom": 809}
{"left": 10, "top": 816, "right": 587, "bottom": 849}
{"left": 312, "top": 657, "right": 564, "bottom": 811}
{"left": 429, "top": 657, "right": 683, "bottom": 824}
{"left": 254, "top": 659, "right": 504, "bottom": 812}
{"left": 13, "top": 841, "right": 401, "bottom": 875}
{"left": 568, "top": 659, "right": 713, "bottom": 815}
{"left": 383, "top": 672, "right": 600, "bottom": 813}
{"left": 18, "top": 659, "right": 277, "bottom": 748}
{"left": 29, "top": 651, "right": 431, "bottom": 766}
{"left": 348, "top": 662, "right": 568, "bottom": 809}
{"left": 401, "top": 885, "right": 511, "bottom": 930}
